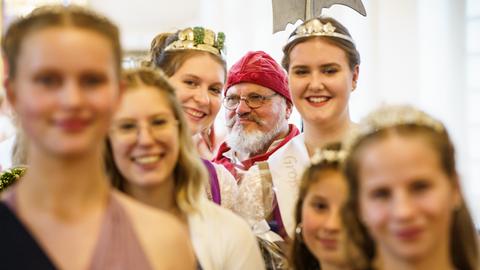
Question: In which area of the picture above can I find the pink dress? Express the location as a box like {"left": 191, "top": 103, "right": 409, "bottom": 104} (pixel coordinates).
{"left": 3, "top": 188, "right": 153, "bottom": 270}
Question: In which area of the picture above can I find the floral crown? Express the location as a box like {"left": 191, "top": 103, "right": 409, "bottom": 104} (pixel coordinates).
{"left": 288, "top": 18, "right": 355, "bottom": 44}
{"left": 164, "top": 27, "right": 226, "bottom": 57}
{"left": 310, "top": 148, "right": 347, "bottom": 165}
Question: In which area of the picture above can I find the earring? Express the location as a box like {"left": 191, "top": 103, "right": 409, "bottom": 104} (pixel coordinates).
{"left": 295, "top": 223, "right": 303, "bottom": 242}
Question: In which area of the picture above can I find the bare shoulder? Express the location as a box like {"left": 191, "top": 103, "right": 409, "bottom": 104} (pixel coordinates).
{"left": 114, "top": 191, "right": 196, "bottom": 270}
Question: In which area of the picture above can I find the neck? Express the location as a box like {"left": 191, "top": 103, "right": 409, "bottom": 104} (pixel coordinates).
{"left": 126, "top": 175, "right": 180, "bottom": 217}
{"left": 303, "top": 114, "right": 354, "bottom": 156}
{"left": 321, "top": 262, "right": 351, "bottom": 270}
{"left": 379, "top": 242, "right": 454, "bottom": 270}
{"left": 16, "top": 144, "right": 110, "bottom": 218}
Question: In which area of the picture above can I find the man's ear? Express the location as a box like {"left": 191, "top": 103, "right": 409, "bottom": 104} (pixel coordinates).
{"left": 285, "top": 100, "right": 293, "bottom": 119}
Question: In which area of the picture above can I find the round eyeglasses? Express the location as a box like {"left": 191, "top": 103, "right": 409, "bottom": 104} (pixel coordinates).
{"left": 223, "top": 93, "right": 278, "bottom": 110}
{"left": 110, "top": 116, "right": 178, "bottom": 143}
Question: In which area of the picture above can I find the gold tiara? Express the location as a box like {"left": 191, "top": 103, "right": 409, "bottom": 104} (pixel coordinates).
{"left": 288, "top": 19, "right": 354, "bottom": 44}
{"left": 310, "top": 148, "right": 347, "bottom": 165}
{"left": 164, "top": 27, "right": 226, "bottom": 57}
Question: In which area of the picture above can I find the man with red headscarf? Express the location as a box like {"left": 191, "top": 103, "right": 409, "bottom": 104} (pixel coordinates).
{"left": 213, "top": 51, "right": 300, "bottom": 182}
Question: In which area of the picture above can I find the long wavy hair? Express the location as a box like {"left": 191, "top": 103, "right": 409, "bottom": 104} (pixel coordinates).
{"left": 104, "top": 67, "right": 207, "bottom": 213}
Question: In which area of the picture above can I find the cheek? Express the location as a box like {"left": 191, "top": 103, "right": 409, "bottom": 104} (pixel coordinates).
{"left": 225, "top": 107, "right": 235, "bottom": 119}
{"left": 172, "top": 86, "right": 190, "bottom": 105}
{"left": 359, "top": 198, "right": 388, "bottom": 233}
{"left": 110, "top": 140, "right": 132, "bottom": 175}
{"left": 288, "top": 77, "right": 304, "bottom": 96}
{"left": 209, "top": 96, "right": 221, "bottom": 115}
{"left": 302, "top": 206, "right": 323, "bottom": 236}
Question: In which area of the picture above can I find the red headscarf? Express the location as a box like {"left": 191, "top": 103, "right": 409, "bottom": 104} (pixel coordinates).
{"left": 224, "top": 51, "right": 291, "bottom": 102}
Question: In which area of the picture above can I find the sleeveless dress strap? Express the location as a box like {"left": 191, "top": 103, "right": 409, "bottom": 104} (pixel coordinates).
{"left": 202, "top": 159, "right": 221, "bottom": 205}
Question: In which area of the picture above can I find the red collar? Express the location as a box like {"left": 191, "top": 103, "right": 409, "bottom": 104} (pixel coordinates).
{"left": 213, "top": 124, "right": 300, "bottom": 180}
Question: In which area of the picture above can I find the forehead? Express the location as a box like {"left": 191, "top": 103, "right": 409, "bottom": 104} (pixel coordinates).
{"left": 174, "top": 54, "right": 225, "bottom": 81}
{"left": 115, "top": 86, "right": 174, "bottom": 118}
{"left": 358, "top": 135, "right": 445, "bottom": 187}
{"left": 226, "top": 82, "right": 276, "bottom": 95}
{"left": 17, "top": 27, "right": 116, "bottom": 75}
{"left": 306, "top": 170, "right": 348, "bottom": 202}
{"left": 289, "top": 37, "right": 348, "bottom": 67}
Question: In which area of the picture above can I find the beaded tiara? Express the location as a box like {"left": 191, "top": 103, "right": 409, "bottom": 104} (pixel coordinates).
{"left": 288, "top": 18, "right": 355, "bottom": 44}
{"left": 358, "top": 105, "right": 445, "bottom": 136}
{"left": 310, "top": 148, "right": 347, "bottom": 165}
{"left": 164, "top": 27, "right": 226, "bottom": 57}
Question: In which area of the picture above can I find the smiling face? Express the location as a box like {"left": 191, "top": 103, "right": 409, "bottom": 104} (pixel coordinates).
{"left": 301, "top": 170, "right": 349, "bottom": 267}
{"left": 168, "top": 54, "right": 225, "bottom": 135}
{"left": 8, "top": 27, "right": 121, "bottom": 158}
{"left": 357, "top": 134, "right": 459, "bottom": 263}
{"left": 224, "top": 82, "right": 291, "bottom": 155}
{"left": 109, "top": 86, "right": 179, "bottom": 188}
{"left": 288, "top": 38, "right": 358, "bottom": 127}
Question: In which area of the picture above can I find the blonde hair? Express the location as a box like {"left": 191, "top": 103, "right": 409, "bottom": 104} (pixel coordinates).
{"left": 105, "top": 67, "right": 206, "bottom": 213}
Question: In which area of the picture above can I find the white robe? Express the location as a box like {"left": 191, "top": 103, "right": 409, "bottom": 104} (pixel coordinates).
{"left": 188, "top": 197, "right": 265, "bottom": 270}
{"left": 236, "top": 134, "right": 309, "bottom": 238}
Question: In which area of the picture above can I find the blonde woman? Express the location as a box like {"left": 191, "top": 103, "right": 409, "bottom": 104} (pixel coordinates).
{"left": 105, "top": 67, "right": 264, "bottom": 270}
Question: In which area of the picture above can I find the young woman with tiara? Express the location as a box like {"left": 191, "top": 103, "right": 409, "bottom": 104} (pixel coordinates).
{"left": 343, "top": 105, "right": 479, "bottom": 270}
{"left": 105, "top": 67, "right": 264, "bottom": 270}
{"left": 147, "top": 28, "right": 237, "bottom": 211}
{"left": 290, "top": 142, "right": 356, "bottom": 270}
{"left": 237, "top": 17, "right": 360, "bottom": 241}
{"left": 0, "top": 5, "right": 195, "bottom": 269}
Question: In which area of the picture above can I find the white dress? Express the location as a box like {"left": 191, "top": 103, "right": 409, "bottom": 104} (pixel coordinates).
{"left": 188, "top": 197, "right": 266, "bottom": 270}
{"left": 236, "top": 134, "right": 309, "bottom": 238}
{"left": 204, "top": 163, "right": 239, "bottom": 212}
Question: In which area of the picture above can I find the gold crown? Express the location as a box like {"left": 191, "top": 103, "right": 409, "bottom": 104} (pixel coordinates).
{"left": 164, "top": 27, "right": 226, "bottom": 57}
{"left": 288, "top": 19, "right": 354, "bottom": 44}
{"left": 310, "top": 148, "right": 347, "bottom": 165}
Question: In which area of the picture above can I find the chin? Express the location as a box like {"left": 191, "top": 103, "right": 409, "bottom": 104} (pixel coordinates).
{"left": 389, "top": 244, "right": 430, "bottom": 262}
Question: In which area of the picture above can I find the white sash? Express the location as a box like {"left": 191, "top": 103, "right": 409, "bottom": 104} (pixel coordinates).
{"left": 267, "top": 134, "right": 309, "bottom": 238}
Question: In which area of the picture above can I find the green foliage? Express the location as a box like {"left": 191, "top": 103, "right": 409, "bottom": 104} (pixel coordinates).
{"left": 0, "top": 167, "right": 26, "bottom": 191}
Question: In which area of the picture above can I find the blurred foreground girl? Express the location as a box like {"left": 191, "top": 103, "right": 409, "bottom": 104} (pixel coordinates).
{"left": 344, "top": 105, "right": 479, "bottom": 270}
{"left": 0, "top": 5, "right": 195, "bottom": 269}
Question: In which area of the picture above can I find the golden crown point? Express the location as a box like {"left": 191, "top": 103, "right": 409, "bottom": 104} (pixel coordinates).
{"left": 165, "top": 27, "right": 226, "bottom": 57}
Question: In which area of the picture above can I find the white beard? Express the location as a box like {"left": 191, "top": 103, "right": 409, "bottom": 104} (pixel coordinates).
{"left": 226, "top": 106, "right": 287, "bottom": 156}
